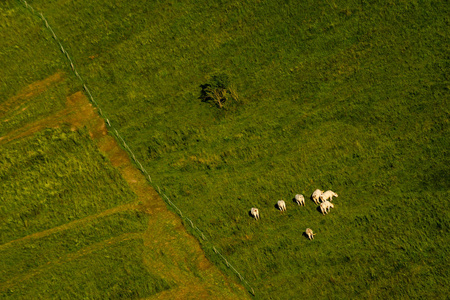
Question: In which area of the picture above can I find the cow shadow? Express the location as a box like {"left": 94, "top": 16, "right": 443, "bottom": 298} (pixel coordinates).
{"left": 274, "top": 203, "right": 286, "bottom": 211}
{"left": 248, "top": 210, "right": 260, "bottom": 219}
{"left": 302, "top": 232, "right": 310, "bottom": 239}
{"left": 316, "top": 206, "right": 322, "bottom": 213}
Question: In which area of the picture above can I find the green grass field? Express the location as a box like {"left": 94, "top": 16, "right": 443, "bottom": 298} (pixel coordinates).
{"left": 0, "top": 2, "right": 249, "bottom": 298}
{"left": 1, "top": 0, "right": 449, "bottom": 298}
{"left": 0, "top": 127, "right": 137, "bottom": 243}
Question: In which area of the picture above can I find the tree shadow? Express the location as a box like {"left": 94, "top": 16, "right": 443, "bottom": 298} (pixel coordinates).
{"left": 199, "top": 83, "right": 213, "bottom": 103}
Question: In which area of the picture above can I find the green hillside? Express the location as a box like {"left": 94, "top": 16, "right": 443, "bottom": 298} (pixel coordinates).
{"left": 2, "top": 0, "right": 449, "bottom": 298}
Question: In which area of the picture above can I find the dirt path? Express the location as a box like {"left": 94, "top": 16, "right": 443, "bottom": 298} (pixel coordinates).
{"left": 0, "top": 90, "right": 105, "bottom": 145}
{"left": 1, "top": 73, "right": 249, "bottom": 299}
{"left": 1, "top": 233, "right": 141, "bottom": 292}
{"left": 0, "top": 72, "right": 64, "bottom": 118}
{"left": 0, "top": 203, "right": 136, "bottom": 251}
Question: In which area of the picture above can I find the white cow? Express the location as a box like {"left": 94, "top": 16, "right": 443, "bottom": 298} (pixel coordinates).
{"left": 305, "top": 228, "right": 316, "bottom": 240}
{"left": 320, "top": 190, "right": 339, "bottom": 202}
{"left": 325, "top": 200, "right": 335, "bottom": 211}
{"left": 319, "top": 201, "right": 334, "bottom": 215}
{"left": 277, "top": 200, "right": 286, "bottom": 212}
{"left": 311, "top": 189, "right": 324, "bottom": 204}
{"left": 294, "top": 194, "right": 305, "bottom": 206}
{"left": 250, "top": 207, "right": 260, "bottom": 220}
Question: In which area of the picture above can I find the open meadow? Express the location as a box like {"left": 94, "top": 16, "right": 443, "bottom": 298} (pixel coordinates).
{"left": 0, "top": 2, "right": 249, "bottom": 298}
{"left": 1, "top": 0, "right": 449, "bottom": 298}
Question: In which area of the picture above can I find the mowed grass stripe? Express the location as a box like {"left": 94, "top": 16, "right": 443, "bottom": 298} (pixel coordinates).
{"left": 0, "top": 202, "right": 137, "bottom": 251}
{"left": 1, "top": 238, "right": 172, "bottom": 299}
{"left": 0, "top": 232, "right": 142, "bottom": 292}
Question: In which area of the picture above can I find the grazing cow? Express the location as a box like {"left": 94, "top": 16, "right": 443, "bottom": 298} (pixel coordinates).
{"left": 277, "top": 200, "right": 286, "bottom": 212}
{"left": 294, "top": 194, "right": 305, "bottom": 206}
{"left": 250, "top": 207, "right": 260, "bottom": 220}
{"left": 319, "top": 201, "right": 334, "bottom": 215}
{"left": 311, "top": 189, "right": 324, "bottom": 204}
{"left": 320, "top": 190, "right": 339, "bottom": 202}
{"left": 305, "top": 228, "right": 316, "bottom": 240}
{"left": 324, "top": 200, "right": 334, "bottom": 211}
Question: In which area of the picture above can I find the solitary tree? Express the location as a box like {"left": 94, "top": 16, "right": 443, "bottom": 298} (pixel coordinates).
{"left": 200, "top": 73, "right": 239, "bottom": 109}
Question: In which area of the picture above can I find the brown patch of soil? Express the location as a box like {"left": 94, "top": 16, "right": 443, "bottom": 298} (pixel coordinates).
{"left": 0, "top": 91, "right": 106, "bottom": 145}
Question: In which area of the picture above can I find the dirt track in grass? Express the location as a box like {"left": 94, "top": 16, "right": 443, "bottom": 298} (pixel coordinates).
{"left": 0, "top": 73, "right": 249, "bottom": 299}
{"left": 0, "top": 72, "right": 65, "bottom": 119}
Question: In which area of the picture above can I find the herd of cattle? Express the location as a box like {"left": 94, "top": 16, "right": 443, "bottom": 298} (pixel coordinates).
{"left": 250, "top": 189, "right": 339, "bottom": 240}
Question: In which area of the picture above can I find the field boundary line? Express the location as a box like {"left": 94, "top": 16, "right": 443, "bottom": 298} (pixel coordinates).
{"left": 18, "top": 0, "right": 255, "bottom": 295}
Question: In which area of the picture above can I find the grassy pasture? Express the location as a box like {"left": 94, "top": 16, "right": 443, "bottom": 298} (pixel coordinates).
{"left": 1, "top": 2, "right": 249, "bottom": 298}
{"left": 2, "top": 0, "right": 450, "bottom": 298}
{"left": 1, "top": 211, "right": 171, "bottom": 299}
{"left": 0, "top": 126, "right": 137, "bottom": 243}
{"left": 7, "top": 239, "right": 171, "bottom": 299}
{"left": 0, "top": 120, "right": 169, "bottom": 298}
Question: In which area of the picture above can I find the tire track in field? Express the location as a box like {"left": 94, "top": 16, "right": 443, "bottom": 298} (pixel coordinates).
{"left": 0, "top": 202, "right": 137, "bottom": 251}
{"left": 0, "top": 233, "right": 141, "bottom": 292}
{"left": 0, "top": 72, "right": 65, "bottom": 118}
